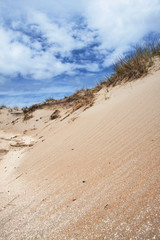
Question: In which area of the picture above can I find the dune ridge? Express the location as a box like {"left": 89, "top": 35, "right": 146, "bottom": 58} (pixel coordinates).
{"left": 0, "top": 60, "right": 160, "bottom": 239}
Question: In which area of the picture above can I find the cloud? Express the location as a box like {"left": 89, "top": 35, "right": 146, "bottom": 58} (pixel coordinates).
{"left": 0, "top": 23, "right": 72, "bottom": 80}
{"left": 1, "top": 0, "right": 159, "bottom": 75}
{"left": 83, "top": 0, "right": 160, "bottom": 64}
{"left": 0, "top": 0, "right": 160, "bottom": 106}
{"left": 0, "top": 6, "right": 100, "bottom": 81}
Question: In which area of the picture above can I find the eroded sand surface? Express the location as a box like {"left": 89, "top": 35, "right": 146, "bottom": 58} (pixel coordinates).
{"left": 0, "top": 67, "right": 160, "bottom": 239}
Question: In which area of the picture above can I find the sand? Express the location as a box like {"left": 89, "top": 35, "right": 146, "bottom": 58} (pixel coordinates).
{"left": 0, "top": 63, "right": 160, "bottom": 239}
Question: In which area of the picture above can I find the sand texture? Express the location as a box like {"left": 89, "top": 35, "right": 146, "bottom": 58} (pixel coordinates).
{"left": 0, "top": 63, "right": 160, "bottom": 239}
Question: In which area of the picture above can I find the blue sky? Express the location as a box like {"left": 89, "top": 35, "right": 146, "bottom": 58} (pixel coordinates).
{"left": 0, "top": 0, "right": 160, "bottom": 108}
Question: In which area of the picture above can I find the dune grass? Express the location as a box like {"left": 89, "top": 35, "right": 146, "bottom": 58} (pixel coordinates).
{"left": 101, "top": 41, "right": 160, "bottom": 87}
{"left": 20, "top": 41, "right": 160, "bottom": 116}
{"left": 0, "top": 105, "right": 7, "bottom": 109}
{"left": 45, "top": 97, "right": 56, "bottom": 102}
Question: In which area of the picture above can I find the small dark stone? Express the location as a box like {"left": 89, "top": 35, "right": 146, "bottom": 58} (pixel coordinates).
{"left": 82, "top": 180, "right": 86, "bottom": 183}
{"left": 72, "top": 198, "right": 76, "bottom": 201}
{"left": 104, "top": 204, "right": 108, "bottom": 209}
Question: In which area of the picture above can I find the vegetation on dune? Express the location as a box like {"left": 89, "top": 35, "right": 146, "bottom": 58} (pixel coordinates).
{"left": 23, "top": 112, "right": 33, "bottom": 121}
{"left": 101, "top": 41, "right": 160, "bottom": 87}
{"left": 74, "top": 41, "right": 160, "bottom": 106}
{"left": 45, "top": 97, "right": 56, "bottom": 102}
{"left": 0, "top": 105, "right": 7, "bottom": 109}
{"left": 19, "top": 40, "right": 160, "bottom": 118}
{"left": 65, "top": 88, "right": 96, "bottom": 112}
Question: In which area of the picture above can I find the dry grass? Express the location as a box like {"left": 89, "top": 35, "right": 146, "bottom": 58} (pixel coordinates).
{"left": 23, "top": 113, "right": 33, "bottom": 121}
{"left": 66, "top": 88, "right": 96, "bottom": 112}
{"left": 23, "top": 88, "right": 97, "bottom": 117}
{"left": 101, "top": 41, "right": 160, "bottom": 87}
{"left": 20, "top": 41, "right": 160, "bottom": 116}
{"left": 45, "top": 97, "right": 56, "bottom": 102}
{"left": 0, "top": 105, "right": 7, "bottom": 109}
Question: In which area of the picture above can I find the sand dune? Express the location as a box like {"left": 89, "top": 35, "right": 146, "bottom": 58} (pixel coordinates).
{"left": 0, "top": 63, "right": 160, "bottom": 239}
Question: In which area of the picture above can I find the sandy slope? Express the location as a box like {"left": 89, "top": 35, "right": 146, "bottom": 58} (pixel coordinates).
{"left": 0, "top": 65, "right": 160, "bottom": 239}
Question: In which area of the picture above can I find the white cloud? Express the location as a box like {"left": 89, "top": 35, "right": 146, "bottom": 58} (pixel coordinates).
{"left": 82, "top": 0, "right": 160, "bottom": 66}
{"left": 0, "top": 5, "right": 100, "bottom": 81}
{"left": 0, "top": 24, "right": 74, "bottom": 80}
{"left": 0, "top": 0, "right": 160, "bottom": 83}
{"left": 84, "top": 0, "right": 160, "bottom": 46}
